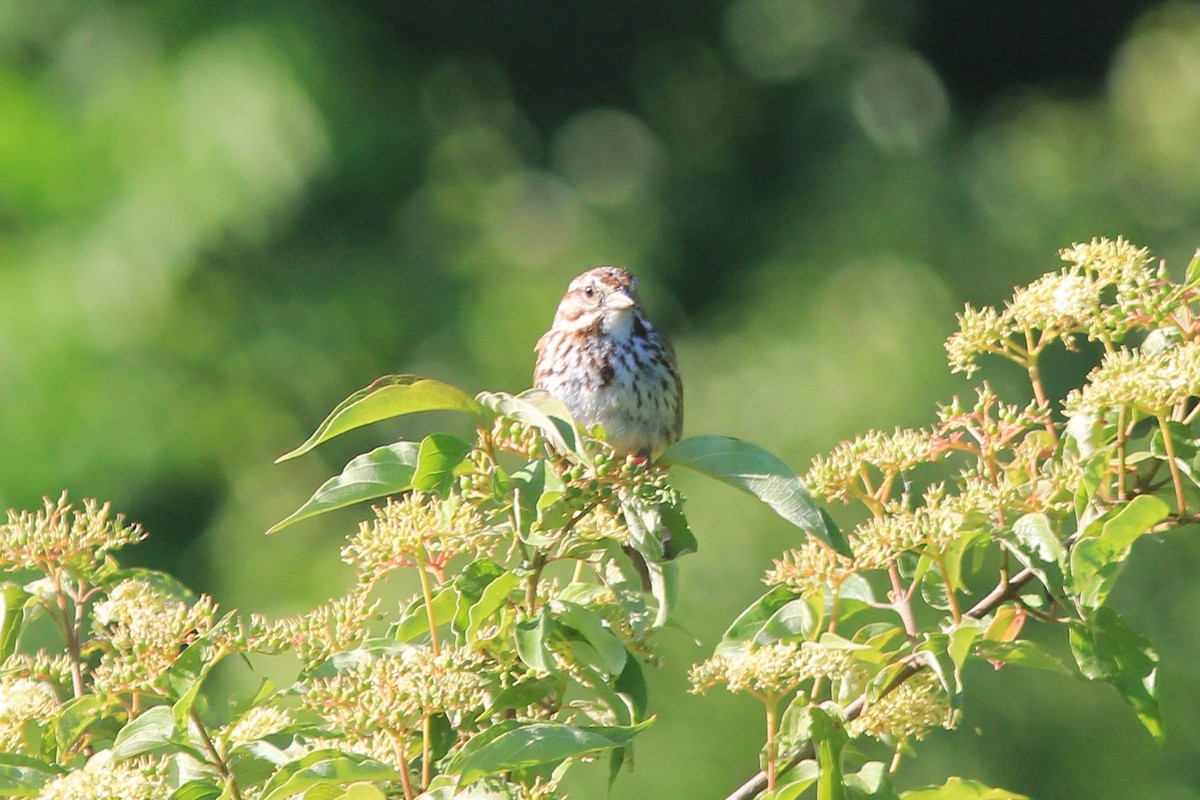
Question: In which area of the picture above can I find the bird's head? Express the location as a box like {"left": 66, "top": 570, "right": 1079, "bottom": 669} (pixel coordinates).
{"left": 553, "top": 266, "right": 644, "bottom": 338}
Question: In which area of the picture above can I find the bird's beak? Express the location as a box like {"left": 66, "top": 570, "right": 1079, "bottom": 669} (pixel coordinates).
{"left": 605, "top": 291, "right": 636, "bottom": 313}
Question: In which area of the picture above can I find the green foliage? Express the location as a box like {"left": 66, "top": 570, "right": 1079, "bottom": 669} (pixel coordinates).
{"left": 3, "top": 238, "right": 1200, "bottom": 799}
{"left": 0, "top": 376, "right": 819, "bottom": 797}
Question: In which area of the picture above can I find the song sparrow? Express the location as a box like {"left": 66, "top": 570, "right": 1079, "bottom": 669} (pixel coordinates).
{"left": 534, "top": 266, "right": 683, "bottom": 459}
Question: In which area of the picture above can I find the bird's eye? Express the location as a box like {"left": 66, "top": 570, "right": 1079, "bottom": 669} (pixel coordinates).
{"left": 583, "top": 285, "right": 596, "bottom": 299}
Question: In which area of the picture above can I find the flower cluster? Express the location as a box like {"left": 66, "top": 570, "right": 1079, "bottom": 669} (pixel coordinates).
{"left": 0, "top": 676, "right": 60, "bottom": 751}
{"left": 0, "top": 493, "right": 145, "bottom": 577}
{"left": 247, "top": 586, "right": 378, "bottom": 670}
{"left": 945, "top": 237, "right": 1167, "bottom": 376}
{"left": 303, "top": 645, "right": 495, "bottom": 741}
{"left": 1064, "top": 342, "right": 1200, "bottom": 418}
{"left": 804, "top": 428, "right": 936, "bottom": 504}
{"left": 37, "top": 752, "right": 167, "bottom": 800}
{"left": 223, "top": 705, "right": 293, "bottom": 746}
{"left": 90, "top": 579, "right": 218, "bottom": 697}
{"left": 341, "top": 492, "right": 489, "bottom": 580}
{"left": 689, "top": 642, "right": 860, "bottom": 700}
{"left": 847, "top": 671, "right": 953, "bottom": 742}
{"left": 764, "top": 540, "right": 858, "bottom": 598}
{"left": 851, "top": 491, "right": 964, "bottom": 569}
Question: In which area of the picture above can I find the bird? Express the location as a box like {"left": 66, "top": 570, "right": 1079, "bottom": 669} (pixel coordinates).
{"left": 534, "top": 266, "right": 683, "bottom": 460}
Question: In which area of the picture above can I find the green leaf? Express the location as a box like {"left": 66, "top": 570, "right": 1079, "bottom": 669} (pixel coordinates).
{"left": 477, "top": 391, "right": 577, "bottom": 454}
{"left": 810, "top": 705, "right": 848, "bottom": 800}
{"left": 900, "top": 777, "right": 1029, "bottom": 799}
{"left": 276, "top": 375, "right": 483, "bottom": 462}
{"left": 1069, "top": 606, "right": 1162, "bottom": 741}
{"left": 412, "top": 433, "right": 473, "bottom": 494}
{"left": 658, "top": 436, "right": 844, "bottom": 553}
{"left": 268, "top": 442, "right": 420, "bottom": 534}
{"left": 169, "top": 632, "right": 230, "bottom": 726}
{"left": 846, "top": 761, "right": 899, "bottom": 799}
{"left": 516, "top": 608, "right": 557, "bottom": 674}
{"left": 1070, "top": 495, "right": 1169, "bottom": 608}
{"left": 1185, "top": 248, "right": 1200, "bottom": 287}
{"left": 773, "top": 761, "right": 820, "bottom": 800}
{"left": 487, "top": 675, "right": 563, "bottom": 715}
{"left": 228, "top": 739, "right": 290, "bottom": 786}
{"left": 393, "top": 587, "right": 459, "bottom": 643}
{"left": 111, "top": 705, "right": 181, "bottom": 760}
{"left": 615, "top": 653, "right": 649, "bottom": 719}
{"left": 753, "top": 598, "right": 818, "bottom": 647}
{"left": 1011, "top": 513, "right": 1065, "bottom": 566}
{"left": 0, "top": 753, "right": 60, "bottom": 796}
{"left": 551, "top": 600, "right": 627, "bottom": 677}
{"left": 332, "top": 785, "right": 389, "bottom": 800}
{"left": 259, "top": 752, "right": 400, "bottom": 800}
{"left": 973, "top": 640, "right": 1074, "bottom": 675}
{"left": 446, "top": 720, "right": 652, "bottom": 785}
{"left": 466, "top": 570, "right": 521, "bottom": 642}
{"left": 54, "top": 694, "right": 106, "bottom": 753}
{"left": 718, "top": 586, "right": 795, "bottom": 655}
{"left": 0, "top": 583, "right": 31, "bottom": 662}
{"left": 169, "top": 781, "right": 223, "bottom": 800}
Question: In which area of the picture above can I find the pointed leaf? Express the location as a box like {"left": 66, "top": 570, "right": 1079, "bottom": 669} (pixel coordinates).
{"left": 1186, "top": 248, "right": 1200, "bottom": 287}
{"left": 550, "top": 600, "right": 627, "bottom": 677}
{"left": 112, "top": 706, "right": 188, "bottom": 760}
{"left": 810, "top": 705, "right": 848, "bottom": 800}
{"left": 973, "top": 640, "right": 1073, "bottom": 675}
{"left": 718, "top": 586, "right": 795, "bottom": 655}
{"left": 412, "top": 434, "right": 473, "bottom": 494}
{"left": 0, "top": 583, "right": 31, "bottom": 662}
{"left": 658, "top": 436, "right": 843, "bottom": 553}
{"left": 1069, "top": 606, "right": 1162, "bottom": 741}
{"left": 268, "top": 442, "right": 421, "bottom": 534}
{"left": 446, "top": 720, "right": 652, "bottom": 785}
{"left": 260, "top": 752, "right": 399, "bottom": 800}
{"left": 900, "top": 777, "right": 1029, "bottom": 799}
{"left": 752, "top": 598, "right": 818, "bottom": 647}
{"left": 277, "top": 375, "right": 482, "bottom": 462}
{"left": 0, "top": 753, "right": 60, "bottom": 796}
{"left": 477, "top": 391, "right": 576, "bottom": 454}
{"left": 1070, "top": 495, "right": 1169, "bottom": 608}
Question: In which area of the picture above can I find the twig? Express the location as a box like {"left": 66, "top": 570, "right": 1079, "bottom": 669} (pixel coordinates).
{"left": 192, "top": 708, "right": 244, "bottom": 800}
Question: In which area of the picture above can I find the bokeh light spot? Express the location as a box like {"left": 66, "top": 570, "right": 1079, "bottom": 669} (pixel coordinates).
{"left": 551, "top": 108, "right": 665, "bottom": 206}
{"left": 852, "top": 48, "right": 949, "bottom": 153}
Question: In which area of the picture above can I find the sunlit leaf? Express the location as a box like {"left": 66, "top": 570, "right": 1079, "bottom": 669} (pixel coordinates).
{"left": 276, "top": 375, "right": 483, "bottom": 462}
{"left": 412, "top": 433, "right": 472, "bottom": 494}
{"left": 810, "top": 704, "right": 847, "bottom": 800}
{"left": 1070, "top": 495, "right": 1169, "bottom": 608}
{"left": 658, "top": 436, "right": 844, "bottom": 553}
{"left": 718, "top": 586, "right": 795, "bottom": 655}
{"left": 973, "top": 640, "right": 1073, "bottom": 675}
{"left": 476, "top": 391, "right": 576, "bottom": 455}
{"left": 53, "top": 695, "right": 105, "bottom": 753}
{"left": 112, "top": 706, "right": 187, "bottom": 760}
{"left": 516, "top": 608, "right": 557, "bottom": 674}
{"left": 268, "top": 442, "right": 421, "bottom": 534}
{"left": 0, "top": 753, "right": 60, "bottom": 796}
{"left": 259, "top": 751, "right": 399, "bottom": 800}
{"left": 752, "top": 598, "right": 818, "bottom": 647}
{"left": 551, "top": 600, "right": 627, "bottom": 677}
{"left": 168, "top": 781, "right": 222, "bottom": 800}
{"left": 446, "top": 719, "right": 652, "bottom": 785}
{"left": 900, "top": 777, "right": 1029, "bottom": 799}
{"left": 0, "top": 583, "right": 31, "bottom": 662}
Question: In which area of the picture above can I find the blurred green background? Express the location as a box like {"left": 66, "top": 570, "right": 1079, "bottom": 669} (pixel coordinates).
{"left": 4, "top": 1, "right": 1200, "bottom": 797}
